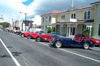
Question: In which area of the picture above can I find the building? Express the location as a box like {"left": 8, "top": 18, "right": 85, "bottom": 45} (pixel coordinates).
{"left": 23, "top": 20, "right": 33, "bottom": 32}
{"left": 41, "top": 1, "right": 100, "bottom": 38}
{"left": 15, "top": 20, "right": 23, "bottom": 30}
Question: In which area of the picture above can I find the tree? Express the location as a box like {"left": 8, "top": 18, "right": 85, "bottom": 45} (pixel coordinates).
{"left": 0, "top": 22, "right": 10, "bottom": 28}
{"left": 82, "top": 29, "right": 90, "bottom": 36}
{"left": 47, "top": 27, "right": 53, "bottom": 33}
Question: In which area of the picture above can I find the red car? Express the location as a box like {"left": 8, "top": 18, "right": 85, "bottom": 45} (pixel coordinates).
{"left": 20, "top": 32, "right": 31, "bottom": 37}
{"left": 74, "top": 34, "right": 100, "bottom": 46}
{"left": 35, "top": 32, "right": 64, "bottom": 42}
{"left": 27, "top": 31, "right": 44, "bottom": 39}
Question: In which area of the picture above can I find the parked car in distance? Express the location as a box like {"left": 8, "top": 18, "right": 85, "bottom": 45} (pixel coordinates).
{"left": 27, "top": 31, "right": 44, "bottom": 39}
{"left": 74, "top": 34, "right": 100, "bottom": 46}
{"left": 35, "top": 32, "right": 64, "bottom": 42}
{"left": 14, "top": 30, "right": 22, "bottom": 35}
{"left": 49, "top": 37, "right": 94, "bottom": 49}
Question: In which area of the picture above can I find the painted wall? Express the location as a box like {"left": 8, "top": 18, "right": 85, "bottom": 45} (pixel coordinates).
{"left": 41, "top": 14, "right": 56, "bottom": 32}
{"left": 93, "top": 4, "right": 100, "bottom": 38}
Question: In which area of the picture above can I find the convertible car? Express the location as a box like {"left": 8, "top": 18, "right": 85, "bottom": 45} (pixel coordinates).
{"left": 35, "top": 32, "right": 64, "bottom": 42}
{"left": 74, "top": 34, "right": 100, "bottom": 46}
{"left": 49, "top": 37, "right": 94, "bottom": 49}
{"left": 27, "top": 31, "right": 44, "bottom": 39}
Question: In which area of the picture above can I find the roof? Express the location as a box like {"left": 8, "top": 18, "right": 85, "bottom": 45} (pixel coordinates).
{"left": 78, "top": 5, "right": 94, "bottom": 10}
{"left": 91, "top": 1, "right": 100, "bottom": 4}
{"left": 42, "top": 5, "right": 94, "bottom": 16}
{"left": 41, "top": 10, "right": 64, "bottom": 16}
{"left": 52, "top": 19, "right": 94, "bottom": 25}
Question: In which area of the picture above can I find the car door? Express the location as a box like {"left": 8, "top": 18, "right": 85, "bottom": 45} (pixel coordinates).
{"left": 44, "top": 34, "right": 52, "bottom": 41}
{"left": 71, "top": 34, "right": 82, "bottom": 47}
{"left": 24, "top": 32, "right": 30, "bottom": 37}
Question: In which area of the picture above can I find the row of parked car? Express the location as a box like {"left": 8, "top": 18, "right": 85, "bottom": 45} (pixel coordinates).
{"left": 5, "top": 29, "right": 100, "bottom": 50}
{"left": 17, "top": 31, "right": 100, "bottom": 50}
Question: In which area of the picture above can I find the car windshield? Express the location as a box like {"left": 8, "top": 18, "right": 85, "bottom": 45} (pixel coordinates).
{"left": 52, "top": 34, "right": 65, "bottom": 38}
{"left": 51, "top": 32, "right": 59, "bottom": 35}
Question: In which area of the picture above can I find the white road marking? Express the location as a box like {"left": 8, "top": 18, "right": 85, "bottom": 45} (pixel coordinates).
{"left": 0, "top": 38, "right": 21, "bottom": 66}
{"left": 21, "top": 56, "right": 29, "bottom": 66}
{"left": 59, "top": 49, "right": 100, "bottom": 63}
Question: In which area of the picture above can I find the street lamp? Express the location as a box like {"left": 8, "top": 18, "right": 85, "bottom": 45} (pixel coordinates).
{"left": 20, "top": 12, "right": 28, "bottom": 31}
{"left": 20, "top": 12, "right": 28, "bottom": 20}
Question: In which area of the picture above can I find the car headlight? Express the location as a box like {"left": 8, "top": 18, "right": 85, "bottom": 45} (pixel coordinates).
{"left": 96, "top": 41, "right": 100, "bottom": 43}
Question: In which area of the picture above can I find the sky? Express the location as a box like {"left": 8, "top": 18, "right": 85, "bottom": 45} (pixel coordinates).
{"left": 0, "top": 0, "right": 99, "bottom": 23}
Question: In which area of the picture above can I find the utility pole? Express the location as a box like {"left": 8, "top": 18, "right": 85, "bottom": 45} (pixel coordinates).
{"left": 72, "top": 0, "right": 74, "bottom": 8}
{"left": 20, "top": 12, "right": 28, "bottom": 31}
{"left": 20, "top": 12, "right": 27, "bottom": 20}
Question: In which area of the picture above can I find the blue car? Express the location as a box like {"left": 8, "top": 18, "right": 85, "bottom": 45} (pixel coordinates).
{"left": 49, "top": 37, "right": 94, "bottom": 49}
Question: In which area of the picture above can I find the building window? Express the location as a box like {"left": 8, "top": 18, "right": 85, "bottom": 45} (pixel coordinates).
{"left": 45, "top": 16, "right": 48, "bottom": 22}
{"left": 49, "top": 16, "right": 51, "bottom": 22}
{"left": 84, "top": 12, "right": 87, "bottom": 20}
{"left": 84, "top": 11, "right": 91, "bottom": 20}
{"left": 71, "top": 14, "right": 73, "bottom": 19}
{"left": 71, "top": 13, "right": 76, "bottom": 19}
{"left": 99, "top": 6, "right": 100, "bottom": 18}
{"left": 73, "top": 13, "right": 76, "bottom": 19}
{"left": 88, "top": 11, "right": 90, "bottom": 19}
{"left": 61, "top": 15, "right": 65, "bottom": 20}
{"left": 45, "top": 25, "right": 47, "bottom": 31}
{"left": 42, "top": 26, "right": 44, "bottom": 29}
{"left": 98, "top": 24, "right": 100, "bottom": 35}
{"left": 42, "top": 17, "right": 44, "bottom": 22}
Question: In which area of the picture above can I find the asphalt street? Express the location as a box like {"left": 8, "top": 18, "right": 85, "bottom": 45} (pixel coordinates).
{"left": 0, "top": 30, "right": 100, "bottom": 66}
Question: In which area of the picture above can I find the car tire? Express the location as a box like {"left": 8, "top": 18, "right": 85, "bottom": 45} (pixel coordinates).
{"left": 83, "top": 43, "right": 90, "bottom": 50}
{"left": 21, "top": 34, "right": 25, "bottom": 38}
{"left": 27, "top": 35, "right": 32, "bottom": 39}
{"left": 55, "top": 41, "right": 62, "bottom": 48}
{"left": 36, "top": 37, "right": 42, "bottom": 42}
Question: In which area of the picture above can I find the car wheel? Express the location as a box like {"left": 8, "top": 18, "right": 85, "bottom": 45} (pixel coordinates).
{"left": 21, "top": 34, "right": 25, "bottom": 38}
{"left": 83, "top": 43, "right": 89, "bottom": 50}
{"left": 36, "top": 37, "right": 42, "bottom": 42}
{"left": 55, "top": 41, "right": 62, "bottom": 48}
{"left": 27, "top": 35, "right": 32, "bottom": 39}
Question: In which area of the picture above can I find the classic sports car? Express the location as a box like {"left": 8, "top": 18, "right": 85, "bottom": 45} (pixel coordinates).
{"left": 49, "top": 37, "right": 94, "bottom": 49}
{"left": 20, "top": 32, "right": 31, "bottom": 37}
{"left": 74, "top": 34, "right": 100, "bottom": 46}
{"left": 35, "top": 32, "right": 64, "bottom": 42}
{"left": 27, "top": 31, "right": 44, "bottom": 39}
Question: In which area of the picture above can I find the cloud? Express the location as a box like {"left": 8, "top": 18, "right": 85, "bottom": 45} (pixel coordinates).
{"left": 32, "top": 15, "right": 41, "bottom": 25}
{"left": 27, "top": 0, "right": 98, "bottom": 19}
{"left": 0, "top": 0, "right": 99, "bottom": 22}
{"left": 0, "top": 0, "right": 27, "bottom": 21}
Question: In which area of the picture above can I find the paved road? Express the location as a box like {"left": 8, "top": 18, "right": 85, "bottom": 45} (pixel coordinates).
{"left": 0, "top": 30, "right": 100, "bottom": 66}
